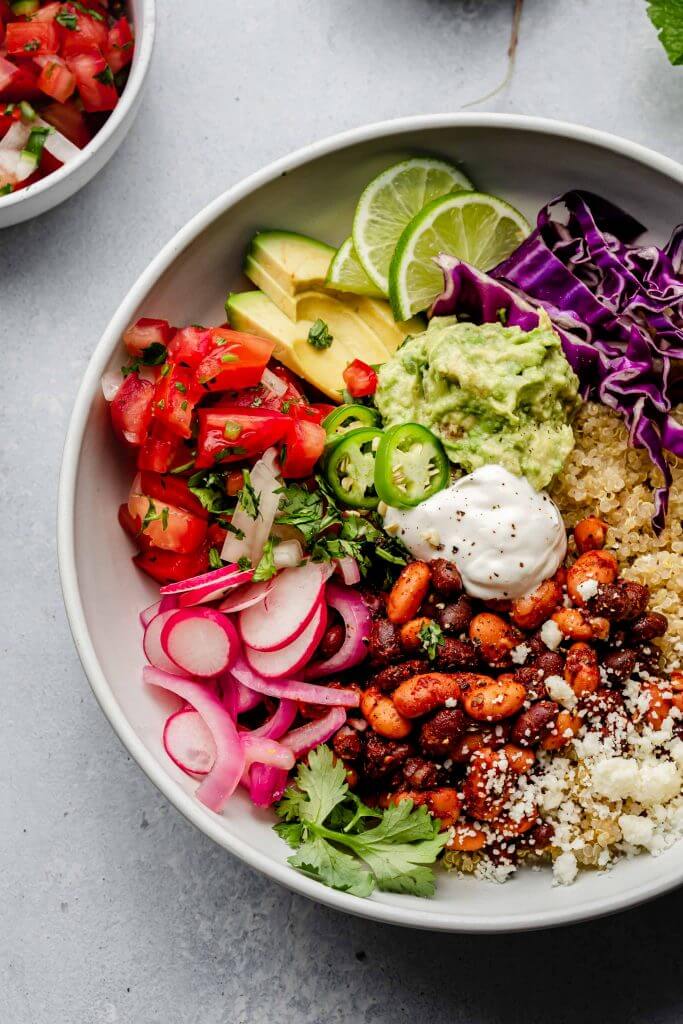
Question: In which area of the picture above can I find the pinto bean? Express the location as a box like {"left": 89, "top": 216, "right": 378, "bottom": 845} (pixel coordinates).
{"left": 603, "top": 648, "right": 637, "bottom": 681}
{"left": 460, "top": 673, "right": 526, "bottom": 722}
{"left": 402, "top": 756, "right": 441, "bottom": 790}
{"left": 502, "top": 743, "right": 536, "bottom": 774}
{"left": 510, "top": 578, "right": 563, "bottom": 631}
{"left": 670, "top": 672, "right": 683, "bottom": 713}
{"left": 564, "top": 642, "right": 599, "bottom": 697}
{"left": 332, "top": 724, "right": 363, "bottom": 761}
{"left": 387, "top": 561, "right": 431, "bottom": 624}
{"left": 642, "top": 683, "right": 672, "bottom": 729}
{"left": 392, "top": 672, "right": 464, "bottom": 719}
{"left": 551, "top": 607, "right": 594, "bottom": 641}
{"left": 494, "top": 808, "right": 539, "bottom": 838}
{"left": 370, "top": 659, "right": 426, "bottom": 693}
{"left": 446, "top": 823, "right": 486, "bottom": 851}
{"left": 360, "top": 687, "right": 412, "bottom": 739}
{"left": 419, "top": 708, "right": 467, "bottom": 757}
{"left": 573, "top": 516, "right": 608, "bottom": 553}
{"left": 429, "top": 558, "right": 463, "bottom": 597}
{"left": 436, "top": 637, "right": 480, "bottom": 671}
{"left": 450, "top": 722, "right": 511, "bottom": 763}
{"left": 567, "top": 549, "right": 619, "bottom": 605}
{"left": 511, "top": 700, "right": 559, "bottom": 747}
{"left": 469, "top": 613, "right": 522, "bottom": 664}
{"left": 630, "top": 612, "right": 668, "bottom": 642}
{"left": 540, "top": 709, "right": 582, "bottom": 751}
{"left": 392, "top": 787, "right": 462, "bottom": 827}
{"left": 363, "top": 733, "right": 412, "bottom": 780}
{"left": 463, "top": 747, "right": 511, "bottom": 820}
{"left": 368, "top": 618, "right": 403, "bottom": 665}
{"left": 399, "top": 616, "right": 434, "bottom": 652}
{"left": 437, "top": 595, "right": 473, "bottom": 634}
{"left": 318, "top": 623, "right": 345, "bottom": 659}
{"left": 591, "top": 580, "right": 649, "bottom": 622}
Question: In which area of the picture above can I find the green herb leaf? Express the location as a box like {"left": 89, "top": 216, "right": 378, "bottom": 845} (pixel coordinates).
{"left": 307, "top": 319, "right": 334, "bottom": 350}
{"left": 187, "top": 469, "right": 232, "bottom": 514}
{"left": 252, "top": 537, "right": 278, "bottom": 582}
{"left": 274, "top": 746, "right": 447, "bottom": 898}
{"left": 237, "top": 556, "right": 251, "bottom": 571}
{"left": 94, "top": 65, "right": 115, "bottom": 86}
{"left": 208, "top": 546, "right": 222, "bottom": 569}
{"left": 419, "top": 621, "right": 445, "bottom": 660}
{"left": 238, "top": 469, "right": 261, "bottom": 519}
{"left": 647, "top": 0, "right": 683, "bottom": 63}
{"left": 55, "top": 9, "right": 77, "bottom": 28}
{"left": 140, "top": 498, "right": 162, "bottom": 532}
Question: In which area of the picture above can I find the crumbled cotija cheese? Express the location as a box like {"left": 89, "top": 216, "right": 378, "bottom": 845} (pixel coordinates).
{"left": 553, "top": 852, "right": 578, "bottom": 885}
{"left": 540, "top": 619, "right": 563, "bottom": 650}
{"left": 545, "top": 675, "right": 578, "bottom": 710}
{"left": 511, "top": 643, "right": 530, "bottom": 665}
{"left": 576, "top": 578, "right": 599, "bottom": 601}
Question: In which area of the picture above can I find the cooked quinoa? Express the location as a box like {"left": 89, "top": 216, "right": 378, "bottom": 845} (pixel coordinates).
{"left": 550, "top": 402, "right": 683, "bottom": 665}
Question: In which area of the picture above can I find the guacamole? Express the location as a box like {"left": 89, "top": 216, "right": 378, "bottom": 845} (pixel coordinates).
{"left": 375, "top": 314, "right": 580, "bottom": 491}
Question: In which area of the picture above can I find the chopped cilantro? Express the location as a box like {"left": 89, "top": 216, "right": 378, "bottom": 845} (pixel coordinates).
{"left": 55, "top": 8, "right": 77, "bottom": 28}
{"left": 419, "top": 621, "right": 445, "bottom": 660}
{"left": 121, "top": 342, "right": 167, "bottom": 377}
{"left": 237, "top": 556, "right": 251, "bottom": 571}
{"left": 252, "top": 537, "right": 278, "bottom": 582}
{"left": 238, "top": 469, "right": 261, "bottom": 519}
{"left": 307, "top": 319, "right": 333, "bottom": 350}
{"left": 275, "top": 746, "right": 447, "bottom": 898}
{"left": 187, "top": 468, "right": 232, "bottom": 514}
{"left": 208, "top": 547, "right": 223, "bottom": 569}
{"left": 174, "top": 381, "right": 187, "bottom": 393}
{"left": 94, "top": 65, "right": 115, "bottom": 86}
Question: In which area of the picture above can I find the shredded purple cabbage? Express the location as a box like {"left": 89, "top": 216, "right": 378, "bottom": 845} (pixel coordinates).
{"left": 432, "top": 191, "right": 682, "bottom": 531}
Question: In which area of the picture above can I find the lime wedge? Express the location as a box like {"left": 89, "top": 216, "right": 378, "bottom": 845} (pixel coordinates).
{"left": 388, "top": 191, "right": 530, "bottom": 320}
{"left": 325, "top": 236, "right": 384, "bottom": 298}
{"left": 352, "top": 158, "right": 473, "bottom": 296}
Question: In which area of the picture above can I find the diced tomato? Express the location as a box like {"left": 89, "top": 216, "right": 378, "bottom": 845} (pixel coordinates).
{"left": 207, "top": 522, "right": 228, "bottom": 550}
{"left": 109, "top": 372, "right": 154, "bottom": 447}
{"left": 279, "top": 419, "right": 326, "bottom": 479}
{"left": 287, "top": 401, "right": 333, "bottom": 424}
{"left": 5, "top": 22, "right": 60, "bottom": 57}
{"left": 105, "top": 15, "right": 133, "bottom": 74}
{"left": 128, "top": 491, "right": 207, "bottom": 553}
{"left": 41, "top": 98, "right": 91, "bottom": 147}
{"left": 0, "top": 19, "right": 5, "bottom": 48}
{"left": 343, "top": 359, "right": 378, "bottom": 398}
{"left": 195, "top": 408, "right": 291, "bottom": 469}
{"left": 31, "top": 2, "right": 62, "bottom": 21}
{"left": 139, "top": 471, "right": 208, "bottom": 520}
{"left": 309, "top": 402, "right": 336, "bottom": 421}
{"left": 60, "top": 3, "right": 109, "bottom": 57}
{"left": 196, "top": 329, "right": 275, "bottom": 392}
{"left": 153, "top": 363, "right": 204, "bottom": 440}
{"left": 167, "top": 325, "right": 212, "bottom": 369}
{"left": 137, "top": 421, "right": 181, "bottom": 474}
{"left": 36, "top": 58, "right": 75, "bottom": 102}
{"left": 133, "top": 544, "right": 211, "bottom": 586}
{"left": 0, "top": 57, "right": 40, "bottom": 101}
{"left": 123, "top": 317, "right": 173, "bottom": 357}
{"left": 66, "top": 46, "right": 117, "bottom": 112}
{"left": 118, "top": 502, "right": 150, "bottom": 549}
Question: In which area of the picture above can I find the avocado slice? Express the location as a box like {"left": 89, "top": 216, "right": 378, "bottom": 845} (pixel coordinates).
{"left": 227, "top": 290, "right": 388, "bottom": 401}
{"left": 247, "top": 230, "right": 335, "bottom": 297}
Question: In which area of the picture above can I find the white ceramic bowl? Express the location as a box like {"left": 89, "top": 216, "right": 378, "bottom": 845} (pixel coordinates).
{"left": 58, "top": 114, "right": 683, "bottom": 932}
{"left": 0, "top": 0, "right": 154, "bottom": 228}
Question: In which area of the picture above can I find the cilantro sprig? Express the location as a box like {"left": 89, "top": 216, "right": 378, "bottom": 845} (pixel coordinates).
{"left": 419, "top": 621, "right": 445, "bottom": 660}
{"left": 647, "top": 0, "right": 683, "bottom": 64}
{"left": 275, "top": 746, "right": 447, "bottom": 898}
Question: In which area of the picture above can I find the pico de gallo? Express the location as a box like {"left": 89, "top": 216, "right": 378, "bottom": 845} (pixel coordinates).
{"left": 0, "top": 0, "right": 134, "bottom": 196}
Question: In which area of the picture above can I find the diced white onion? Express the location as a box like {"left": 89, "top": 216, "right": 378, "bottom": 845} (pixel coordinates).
{"left": 221, "top": 447, "right": 282, "bottom": 566}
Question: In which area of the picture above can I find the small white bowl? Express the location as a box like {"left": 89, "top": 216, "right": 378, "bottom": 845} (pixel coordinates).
{"left": 59, "top": 114, "right": 683, "bottom": 932}
{"left": 0, "top": 0, "right": 155, "bottom": 228}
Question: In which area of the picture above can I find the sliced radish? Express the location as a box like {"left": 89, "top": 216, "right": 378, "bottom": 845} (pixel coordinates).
{"left": 163, "top": 709, "right": 216, "bottom": 776}
{"left": 244, "top": 603, "right": 327, "bottom": 678}
{"left": 238, "top": 562, "right": 327, "bottom": 652}
{"left": 231, "top": 654, "right": 360, "bottom": 707}
{"left": 159, "top": 563, "right": 253, "bottom": 606}
{"left": 161, "top": 608, "right": 239, "bottom": 678}
{"left": 218, "top": 579, "right": 272, "bottom": 614}
{"left": 140, "top": 595, "right": 178, "bottom": 630}
{"left": 144, "top": 666, "right": 245, "bottom": 812}
{"left": 143, "top": 610, "right": 184, "bottom": 674}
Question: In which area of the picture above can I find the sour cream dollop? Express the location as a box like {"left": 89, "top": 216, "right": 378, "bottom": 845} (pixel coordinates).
{"left": 383, "top": 464, "right": 567, "bottom": 601}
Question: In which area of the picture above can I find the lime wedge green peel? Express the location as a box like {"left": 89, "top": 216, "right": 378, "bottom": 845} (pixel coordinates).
{"left": 325, "top": 236, "right": 384, "bottom": 297}
{"left": 388, "top": 191, "right": 531, "bottom": 320}
{"left": 352, "top": 157, "right": 473, "bottom": 296}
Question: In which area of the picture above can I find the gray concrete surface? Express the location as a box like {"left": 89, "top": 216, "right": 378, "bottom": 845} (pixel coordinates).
{"left": 2, "top": 1, "right": 683, "bottom": 1021}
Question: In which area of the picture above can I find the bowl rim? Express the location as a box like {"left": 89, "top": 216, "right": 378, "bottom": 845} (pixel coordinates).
{"left": 58, "top": 112, "right": 683, "bottom": 933}
{"left": 0, "top": 0, "right": 156, "bottom": 214}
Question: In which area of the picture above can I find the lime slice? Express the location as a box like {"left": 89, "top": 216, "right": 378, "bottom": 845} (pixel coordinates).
{"left": 352, "top": 158, "right": 473, "bottom": 295}
{"left": 325, "top": 236, "right": 384, "bottom": 298}
{"left": 388, "top": 191, "right": 530, "bottom": 320}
